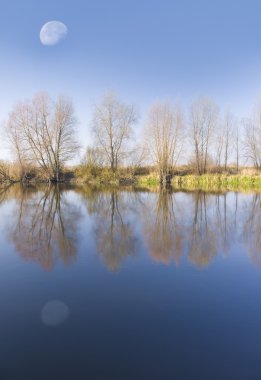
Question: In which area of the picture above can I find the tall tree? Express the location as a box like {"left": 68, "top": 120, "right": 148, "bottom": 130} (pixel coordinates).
{"left": 92, "top": 93, "right": 137, "bottom": 171}
{"left": 145, "top": 102, "right": 183, "bottom": 181}
{"left": 6, "top": 93, "right": 79, "bottom": 181}
{"left": 235, "top": 123, "right": 240, "bottom": 172}
{"left": 214, "top": 111, "right": 236, "bottom": 171}
{"left": 190, "top": 97, "right": 219, "bottom": 174}
{"left": 243, "top": 104, "right": 261, "bottom": 169}
{"left": 223, "top": 111, "right": 235, "bottom": 170}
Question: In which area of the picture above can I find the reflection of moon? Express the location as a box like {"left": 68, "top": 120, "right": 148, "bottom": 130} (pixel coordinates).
{"left": 40, "top": 21, "right": 68, "bottom": 46}
{"left": 41, "top": 300, "right": 70, "bottom": 326}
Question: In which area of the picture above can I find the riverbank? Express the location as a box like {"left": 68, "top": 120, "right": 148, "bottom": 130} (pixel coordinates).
{"left": 1, "top": 168, "right": 261, "bottom": 191}
{"left": 73, "top": 167, "right": 261, "bottom": 191}
{"left": 173, "top": 174, "right": 261, "bottom": 190}
{"left": 137, "top": 173, "right": 261, "bottom": 191}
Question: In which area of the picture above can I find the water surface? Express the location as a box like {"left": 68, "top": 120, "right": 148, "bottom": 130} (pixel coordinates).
{"left": 0, "top": 184, "right": 260, "bottom": 379}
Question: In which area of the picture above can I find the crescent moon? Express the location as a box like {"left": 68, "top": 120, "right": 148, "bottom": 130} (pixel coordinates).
{"left": 40, "top": 21, "right": 68, "bottom": 46}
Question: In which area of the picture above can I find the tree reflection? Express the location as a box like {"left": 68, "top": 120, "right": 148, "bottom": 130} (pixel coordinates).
{"left": 213, "top": 192, "right": 238, "bottom": 256}
{"left": 83, "top": 188, "right": 139, "bottom": 271}
{"left": 0, "top": 184, "right": 11, "bottom": 204}
{"left": 141, "top": 190, "right": 240, "bottom": 267}
{"left": 242, "top": 193, "right": 261, "bottom": 264}
{"left": 8, "top": 185, "right": 81, "bottom": 270}
{"left": 142, "top": 188, "right": 184, "bottom": 265}
{"left": 0, "top": 183, "right": 24, "bottom": 205}
{"left": 3, "top": 184, "right": 261, "bottom": 270}
{"left": 188, "top": 192, "right": 217, "bottom": 266}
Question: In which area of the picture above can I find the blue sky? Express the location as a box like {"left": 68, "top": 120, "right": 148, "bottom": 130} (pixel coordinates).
{"left": 1, "top": 0, "right": 261, "bottom": 158}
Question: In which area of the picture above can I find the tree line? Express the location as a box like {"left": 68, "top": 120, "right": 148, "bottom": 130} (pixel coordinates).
{"left": 1, "top": 91, "right": 261, "bottom": 182}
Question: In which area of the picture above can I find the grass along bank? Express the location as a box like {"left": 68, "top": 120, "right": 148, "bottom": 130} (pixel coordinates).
{"left": 3, "top": 162, "right": 260, "bottom": 191}
{"left": 136, "top": 173, "right": 261, "bottom": 191}
{"left": 171, "top": 174, "right": 261, "bottom": 190}
{"left": 74, "top": 165, "right": 261, "bottom": 190}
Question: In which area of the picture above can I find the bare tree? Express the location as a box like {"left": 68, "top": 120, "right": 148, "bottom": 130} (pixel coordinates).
{"left": 0, "top": 161, "right": 13, "bottom": 182}
{"left": 214, "top": 127, "right": 224, "bottom": 170}
{"left": 124, "top": 145, "right": 147, "bottom": 174}
{"left": 214, "top": 111, "right": 235, "bottom": 171}
{"left": 190, "top": 97, "right": 219, "bottom": 174}
{"left": 145, "top": 102, "right": 183, "bottom": 181}
{"left": 223, "top": 111, "right": 235, "bottom": 170}
{"left": 6, "top": 93, "right": 79, "bottom": 181}
{"left": 243, "top": 104, "right": 261, "bottom": 169}
{"left": 83, "top": 146, "right": 106, "bottom": 168}
{"left": 235, "top": 123, "right": 240, "bottom": 172}
{"left": 92, "top": 92, "right": 137, "bottom": 171}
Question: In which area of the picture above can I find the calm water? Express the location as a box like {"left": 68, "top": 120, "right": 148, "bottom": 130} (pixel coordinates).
{"left": 0, "top": 184, "right": 260, "bottom": 380}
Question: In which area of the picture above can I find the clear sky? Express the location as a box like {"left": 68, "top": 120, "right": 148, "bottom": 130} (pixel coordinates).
{"left": 1, "top": 0, "right": 261, "bottom": 158}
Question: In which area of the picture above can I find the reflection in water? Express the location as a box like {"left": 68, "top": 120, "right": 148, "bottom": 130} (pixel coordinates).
{"left": 142, "top": 189, "right": 183, "bottom": 265}
{"left": 140, "top": 190, "right": 224, "bottom": 267}
{"left": 1, "top": 186, "right": 261, "bottom": 380}
{"left": 41, "top": 300, "right": 70, "bottom": 326}
{"left": 139, "top": 189, "right": 261, "bottom": 268}
{"left": 0, "top": 183, "right": 23, "bottom": 205}
{"left": 82, "top": 188, "right": 139, "bottom": 271}
{"left": 1, "top": 184, "right": 261, "bottom": 270}
{"left": 0, "top": 184, "right": 10, "bottom": 204}
{"left": 242, "top": 193, "right": 261, "bottom": 264}
{"left": 188, "top": 192, "right": 217, "bottom": 266}
{"left": 7, "top": 185, "right": 81, "bottom": 270}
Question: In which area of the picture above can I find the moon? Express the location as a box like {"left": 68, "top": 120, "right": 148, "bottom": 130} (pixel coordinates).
{"left": 40, "top": 21, "right": 68, "bottom": 46}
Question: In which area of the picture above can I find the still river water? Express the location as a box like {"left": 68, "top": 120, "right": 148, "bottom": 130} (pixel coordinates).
{"left": 0, "top": 184, "right": 260, "bottom": 379}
